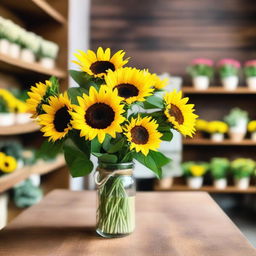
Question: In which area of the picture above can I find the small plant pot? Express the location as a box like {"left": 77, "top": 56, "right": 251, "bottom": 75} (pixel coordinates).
{"left": 214, "top": 178, "right": 227, "bottom": 189}
{"left": 246, "top": 77, "right": 256, "bottom": 91}
{"left": 0, "top": 113, "right": 15, "bottom": 126}
{"left": 234, "top": 177, "right": 250, "bottom": 190}
{"left": 228, "top": 119, "right": 247, "bottom": 142}
{"left": 0, "top": 193, "right": 8, "bottom": 229}
{"left": 156, "top": 177, "right": 173, "bottom": 189}
{"left": 29, "top": 174, "right": 41, "bottom": 187}
{"left": 20, "top": 48, "right": 35, "bottom": 63}
{"left": 15, "top": 113, "right": 31, "bottom": 124}
{"left": 0, "top": 39, "right": 10, "bottom": 55}
{"left": 39, "top": 57, "right": 55, "bottom": 69}
{"left": 17, "top": 159, "right": 24, "bottom": 169}
{"left": 228, "top": 131, "right": 246, "bottom": 142}
{"left": 222, "top": 76, "right": 239, "bottom": 91}
{"left": 192, "top": 76, "right": 209, "bottom": 90}
{"left": 211, "top": 133, "right": 224, "bottom": 142}
{"left": 9, "top": 43, "right": 21, "bottom": 59}
{"left": 251, "top": 132, "right": 256, "bottom": 141}
{"left": 187, "top": 177, "right": 203, "bottom": 189}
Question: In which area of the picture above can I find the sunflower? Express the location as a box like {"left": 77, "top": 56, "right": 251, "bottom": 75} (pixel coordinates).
{"left": 26, "top": 80, "right": 52, "bottom": 117}
{"left": 104, "top": 67, "right": 154, "bottom": 104}
{"left": 0, "top": 154, "right": 17, "bottom": 173}
{"left": 71, "top": 86, "right": 125, "bottom": 143}
{"left": 39, "top": 92, "right": 73, "bottom": 142}
{"left": 124, "top": 116, "right": 162, "bottom": 156}
{"left": 73, "top": 47, "right": 129, "bottom": 78}
{"left": 151, "top": 74, "right": 169, "bottom": 90}
{"left": 164, "top": 90, "right": 198, "bottom": 137}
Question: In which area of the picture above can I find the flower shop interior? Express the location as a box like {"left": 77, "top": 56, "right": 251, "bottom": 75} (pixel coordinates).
{"left": 1, "top": 0, "right": 256, "bottom": 253}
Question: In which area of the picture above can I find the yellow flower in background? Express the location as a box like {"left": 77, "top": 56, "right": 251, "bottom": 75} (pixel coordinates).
{"left": 0, "top": 89, "right": 17, "bottom": 112}
{"left": 73, "top": 47, "right": 129, "bottom": 78}
{"left": 124, "top": 116, "right": 162, "bottom": 156}
{"left": 10, "top": 100, "right": 28, "bottom": 113}
{"left": 39, "top": 93, "right": 73, "bottom": 142}
{"left": 248, "top": 120, "right": 256, "bottom": 132}
{"left": 164, "top": 90, "right": 198, "bottom": 137}
{"left": 195, "top": 119, "right": 208, "bottom": 132}
{"left": 150, "top": 73, "right": 169, "bottom": 90}
{"left": 104, "top": 67, "right": 154, "bottom": 104}
{"left": 190, "top": 165, "right": 206, "bottom": 177}
{"left": 0, "top": 154, "right": 17, "bottom": 173}
{"left": 207, "top": 121, "right": 228, "bottom": 134}
{"left": 26, "top": 80, "right": 52, "bottom": 117}
{"left": 71, "top": 86, "right": 125, "bottom": 143}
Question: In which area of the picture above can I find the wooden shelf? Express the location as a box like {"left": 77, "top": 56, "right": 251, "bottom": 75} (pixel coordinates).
{"left": 2, "top": 0, "right": 67, "bottom": 24}
{"left": 0, "top": 155, "right": 65, "bottom": 193}
{"left": 0, "top": 122, "right": 40, "bottom": 135}
{"left": 155, "top": 184, "right": 256, "bottom": 193}
{"left": 0, "top": 53, "right": 66, "bottom": 78}
{"left": 182, "top": 87, "right": 256, "bottom": 94}
{"left": 183, "top": 138, "right": 256, "bottom": 146}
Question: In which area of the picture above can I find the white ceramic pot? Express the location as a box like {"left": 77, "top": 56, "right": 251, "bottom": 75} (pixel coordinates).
{"left": 246, "top": 77, "right": 256, "bottom": 91}
{"left": 222, "top": 76, "right": 239, "bottom": 91}
{"left": 20, "top": 48, "right": 35, "bottom": 63}
{"left": 157, "top": 177, "right": 173, "bottom": 189}
{"left": 192, "top": 76, "right": 209, "bottom": 90}
{"left": 17, "top": 159, "right": 24, "bottom": 169}
{"left": 229, "top": 119, "right": 247, "bottom": 141}
{"left": 187, "top": 177, "right": 203, "bottom": 189}
{"left": 211, "top": 133, "right": 224, "bottom": 142}
{"left": 0, "top": 193, "right": 8, "bottom": 229}
{"left": 9, "top": 43, "right": 20, "bottom": 59}
{"left": 0, "top": 39, "right": 10, "bottom": 55}
{"left": 214, "top": 178, "right": 227, "bottom": 189}
{"left": 39, "top": 57, "right": 55, "bottom": 69}
{"left": 0, "top": 113, "right": 15, "bottom": 126}
{"left": 251, "top": 132, "right": 256, "bottom": 141}
{"left": 29, "top": 174, "right": 41, "bottom": 187}
{"left": 234, "top": 177, "right": 250, "bottom": 190}
{"left": 15, "top": 113, "right": 31, "bottom": 124}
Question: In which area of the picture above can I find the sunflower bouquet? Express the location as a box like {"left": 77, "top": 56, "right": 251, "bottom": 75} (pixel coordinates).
{"left": 26, "top": 47, "right": 197, "bottom": 237}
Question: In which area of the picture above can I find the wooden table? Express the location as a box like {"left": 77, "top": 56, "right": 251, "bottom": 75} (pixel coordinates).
{"left": 0, "top": 190, "right": 255, "bottom": 256}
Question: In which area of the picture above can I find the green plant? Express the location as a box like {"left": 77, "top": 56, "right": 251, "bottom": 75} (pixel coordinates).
{"left": 182, "top": 161, "right": 209, "bottom": 177}
{"left": 0, "top": 96, "right": 9, "bottom": 113}
{"left": 187, "top": 64, "right": 214, "bottom": 78}
{"left": 219, "top": 65, "right": 239, "bottom": 78}
{"left": 224, "top": 108, "right": 248, "bottom": 127}
{"left": 210, "top": 158, "right": 230, "bottom": 180}
{"left": 231, "top": 158, "right": 255, "bottom": 179}
{"left": 244, "top": 66, "right": 256, "bottom": 78}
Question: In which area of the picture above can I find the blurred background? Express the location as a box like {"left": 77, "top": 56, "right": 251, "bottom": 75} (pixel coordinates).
{"left": 0, "top": 0, "right": 256, "bottom": 246}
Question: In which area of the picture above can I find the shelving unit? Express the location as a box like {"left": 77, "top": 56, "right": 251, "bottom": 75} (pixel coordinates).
{"left": 183, "top": 139, "right": 256, "bottom": 146}
{"left": 0, "top": 122, "right": 40, "bottom": 135}
{"left": 182, "top": 86, "right": 256, "bottom": 94}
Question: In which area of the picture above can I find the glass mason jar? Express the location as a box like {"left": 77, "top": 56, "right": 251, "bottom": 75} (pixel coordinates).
{"left": 96, "top": 162, "right": 136, "bottom": 238}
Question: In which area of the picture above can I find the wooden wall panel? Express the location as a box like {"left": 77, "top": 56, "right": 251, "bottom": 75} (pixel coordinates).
{"left": 91, "top": 0, "right": 256, "bottom": 81}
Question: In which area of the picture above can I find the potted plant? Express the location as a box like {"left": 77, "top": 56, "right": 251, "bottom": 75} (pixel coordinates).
{"left": 224, "top": 108, "right": 248, "bottom": 141}
{"left": 195, "top": 119, "right": 208, "bottom": 138}
{"left": 231, "top": 158, "right": 255, "bottom": 189}
{"left": 39, "top": 39, "right": 59, "bottom": 69}
{"left": 182, "top": 161, "right": 208, "bottom": 189}
{"left": 244, "top": 60, "right": 256, "bottom": 91}
{"left": 248, "top": 120, "right": 256, "bottom": 141}
{"left": 26, "top": 47, "right": 198, "bottom": 238}
{"left": 0, "top": 90, "right": 15, "bottom": 127}
{"left": 210, "top": 158, "right": 229, "bottom": 189}
{"left": 187, "top": 58, "right": 214, "bottom": 90}
{"left": 218, "top": 59, "right": 240, "bottom": 90}
{"left": 207, "top": 121, "right": 228, "bottom": 142}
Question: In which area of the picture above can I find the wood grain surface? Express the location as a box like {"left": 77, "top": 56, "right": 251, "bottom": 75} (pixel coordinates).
{"left": 0, "top": 190, "right": 255, "bottom": 256}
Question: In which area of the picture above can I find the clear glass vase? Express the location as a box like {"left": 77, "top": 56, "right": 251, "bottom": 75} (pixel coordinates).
{"left": 96, "top": 162, "right": 136, "bottom": 238}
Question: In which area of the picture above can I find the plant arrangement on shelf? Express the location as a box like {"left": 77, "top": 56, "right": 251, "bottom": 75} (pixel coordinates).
{"left": 26, "top": 47, "right": 198, "bottom": 238}
{"left": 231, "top": 158, "right": 255, "bottom": 190}
{"left": 0, "top": 16, "right": 59, "bottom": 68}
{"left": 187, "top": 58, "right": 214, "bottom": 90}
{"left": 244, "top": 60, "right": 256, "bottom": 91}
{"left": 207, "top": 121, "right": 228, "bottom": 142}
{"left": 182, "top": 161, "right": 208, "bottom": 189}
{"left": 248, "top": 120, "right": 256, "bottom": 141}
{"left": 210, "top": 158, "right": 230, "bottom": 189}
{"left": 224, "top": 108, "right": 248, "bottom": 142}
{"left": 194, "top": 119, "right": 208, "bottom": 138}
{"left": 218, "top": 59, "right": 240, "bottom": 91}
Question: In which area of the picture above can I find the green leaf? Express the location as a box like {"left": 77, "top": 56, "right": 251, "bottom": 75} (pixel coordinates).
{"left": 36, "top": 140, "right": 64, "bottom": 159}
{"left": 149, "top": 151, "right": 171, "bottom": 168}
{"left": 92, "top": 152, "right": 118, "bottom": 163}
{"left": 161, "top": 131, "right": 173, "bottom": 141}
{"left": 91, "top": 137, "right": 101, "bottom": 153}
{"left": 68, "top": 130, "right": 90, "bottom": 155}
{"left": 63, "top": 140, "right": 93, "bottom": 177}
{"left": 67, "top": 87, "right": 87, "bottom": 104}
{"left": 103, "top": 135, "right": 126, "bottom": 154}
{"left": 144, "top": 95, "right": 163, "bottom": 109}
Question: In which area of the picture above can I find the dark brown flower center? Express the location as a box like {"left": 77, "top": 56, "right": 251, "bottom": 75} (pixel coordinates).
{"left": 114, "top": 83, "right": 139, "bottom": 99}
{"left": 85, "top": 103, "right": 115, "bottom": 129}
{"left": 90, "top": 61, "right": 115, "bottom": 75}
{"left": 169, "top": 104, "right": 184, "bottom": 124}
{"left": 131, "top": 125, "right": 149, "bottom": 145}
{"left": 4, "top": 162, "right": 9, "bottom": 167}
{"left": 53, "top": 106, "right": 71, "bottom": 132}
